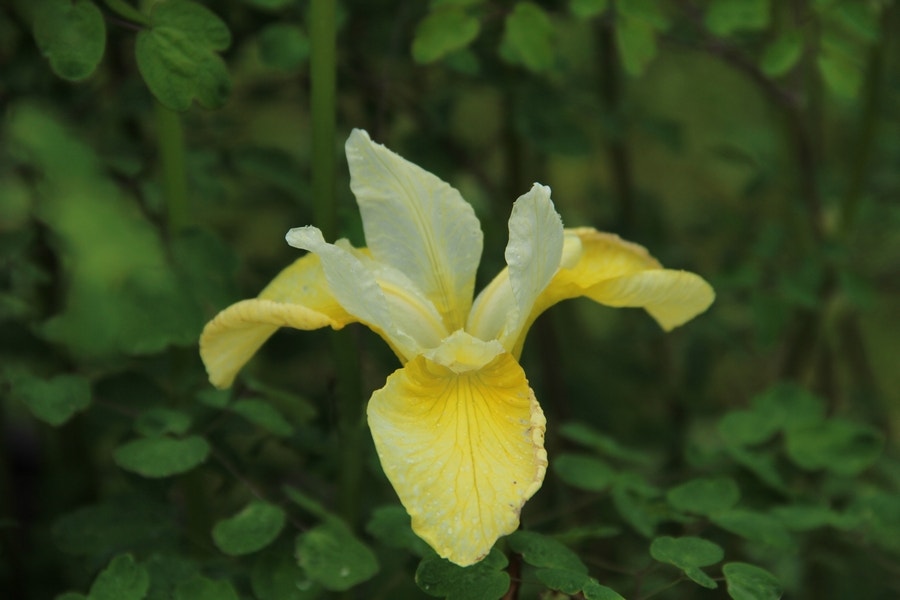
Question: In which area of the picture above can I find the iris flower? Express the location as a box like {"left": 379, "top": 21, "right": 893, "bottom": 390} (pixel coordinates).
{"left": 200, "top": 130, "right": 714, "bottom": 566}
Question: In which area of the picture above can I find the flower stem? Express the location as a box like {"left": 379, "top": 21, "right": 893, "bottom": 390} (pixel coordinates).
{"left": 309, "top": 0, "right": 364, "bottom": 528}
{"left": 154, "top": 101, "right": 189, "bottom": 233}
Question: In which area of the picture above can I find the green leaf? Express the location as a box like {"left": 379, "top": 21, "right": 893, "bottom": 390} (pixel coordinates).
{"left": 553, "top": 454, "right": 617, "bottom": 492}
{"left": 615, "top": 14, "right": 656, "bottom": 76}
{"left": 817, "top": 35, "right": 863, "bottom": 99}
{"left": 705, "top": 0, "right": 770, "bottom": 36}
{"left": 752, "top": 383, "right": 825, "bottom": 432}
{"left": 142, "top": 553, "right": 200, "bottom": 600}
{"left": 760, "top": 32, "right": 803, "bottom": 76}
{"left": 258, "top": 24, "right": 310, "bottom": 70}
{"left": 718, "top": 409, "right": 778, "bottom": 446}
{"left": 14, "top": 373, "right": 91, "bottom": 426}
{"left": 558, "top": 422, "right": 652, "bottom": 464}
{"left": 173, "top": 576, "right": 239, "bottom": 600}
{"left": 241, "top": 0, "right": 295, "bottom": 10}
{"left": 507, "top": 530, "right": 589, "bottom": 594}
{"left": 232, "top": 399, "right": 294, "bottom": 437}
{"left": 785, "top": 420, "right": 883, "bottom": 475}
{"left": 582, "top": 580, "right": 627, "bottom": 600}
{"left": 33, "top": 0, "right": 106, "bottom": 81}
{"left": 415, "top": 548, "right": 509, "bottom": 600}
{"left": 113, "top": 435, "right": 210, "bottom": 478}
{"left": 412, "top": 8, "right": 481, "bottom": 64}
{"left": 611, "top": 477, "right": 663, "bottom": 537}
{"left": 725, "top": 446, "right": 788, "bottom": 492}
{"left": 296, "top": 520, "right": 379, "bottom": 591}
{"left": 244, "top": 377, "right": 317, "bottom": 423}
{"left": 366, "top": 505, "right": 432, "bottom": 557}
{"left": 650, "top": 536, "right": 724, "bottom": 568}
{"left": 723, "top": 562, "right": 782, "bottom": 600}
{"left": 135, "top": 0, "right": 232, "bottom": 110}
{"left": 617, "top": 0, "right": 668, "bottom": 29}
{"left": 197, "top": 388, "right": 231, "bottom": 409}
{"left": 88, "top": 554, "right": 149, "bottom": 600}
{"left": 570, "top": 0, "right": 609, "bottom": 20}
{"left": 711, "top": 510, "right": 793, "bottom": 549}
{"left": 770, "top": 504, "right": 844, "bottom": 532}
{"left": 848, "top": 489, "right": 900, "bottom": 554}
{"left": 251, "top": 549, "right": 320, "bottom": 600}
{"left": 52, "top": 497, "right": 175, "bottom": 557}
{"left": 666, "top": 477, "right": 740, "bottom": 516}
{"left": 499, "top": 2, "right": 555, "bottom": 72}
{"left": 212, "top": 501, "right": 286, "bottom": 556}
{"left": 134, "top": 408, "right": 192, "bottom": 437}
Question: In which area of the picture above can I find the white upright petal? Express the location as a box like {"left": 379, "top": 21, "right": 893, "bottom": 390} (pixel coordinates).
{"left": 498, "top": 184, "right": 564, "bottom": 349}
{"left": 345, "top": 129, "right": 483, "bottom": 331}
{"left": 286, "top": 226, "right": 434, "bottom": 360}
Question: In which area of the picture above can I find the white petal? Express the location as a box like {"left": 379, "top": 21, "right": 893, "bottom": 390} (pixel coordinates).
{"left": 346, "top": 129, "right": 483, "bottom": 331}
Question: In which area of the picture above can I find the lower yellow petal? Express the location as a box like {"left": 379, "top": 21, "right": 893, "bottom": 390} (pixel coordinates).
{"left": 199, "top": 254, "right": 355, "bottom": 388}
{"left": 367, "top": 350, "right": 547, "bottom": 566}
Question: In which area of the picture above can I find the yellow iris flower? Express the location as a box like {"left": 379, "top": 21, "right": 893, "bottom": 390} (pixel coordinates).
{"left": 199, "top": 130, "right": 714, "bottom": 566}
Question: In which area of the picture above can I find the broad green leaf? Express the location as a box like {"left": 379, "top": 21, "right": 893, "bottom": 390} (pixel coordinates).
{"left": 615, "top": 14, "right": 656, "bottom": 76}
{"left": 650, "top": 536, "right": 724, "bottom": 568}
{"left": 582, "top": 580, "right": 627, "bottom": 600}
{"left": 761, "top": 32, "right": 803, "bottom": 76}
{"left": 174, "top": 576, "right": 239, "bottom": 600}
{"left": 685, "top": 566, "right": 719, "bottom": 589}
{"left": 14, "top": 373, "right": 91, "bottom": 426}
{"left": 770, "top": 504, "right": 845, "bottom": 532}
{"left": 134, "top": 408, "right": 192, "bottom": 437}
{"left": 258, "top": 24, "right": 309, "bottom": 70}
{"left": 245, "top": 378, "right": 317, "bottom": 423}
{"left": 197, "top": 389, "right": 230, "bottom": 409}
{"left": 296, "top": 520, "right": 379, "bottom": 591}
{"left": 558, "top": 422, "right": 651, "bottom": 464}
{"left": 142, "top": 553, "right": 199, "bottom": 600}
{"left": 507, "top": 530, "right": 588, "bottom": 594}
{"left": 817, "top": 34, "right": 863, "bottom": 99}
{"left": 617, "top": 0, "right": 668, "bottom": 29}
{"left": 135, "top": 0, "right": 232, "bottom": 110}
{"left": 718, "top": 409, "right": 778, "bottom": 446}
{"left": 499, "top": 2, "right": 555, "bottom": 72}
{"left": 33, "top": 0, "right": 106, "bottom": 81}
{"left": 88, "top": 554, "right": 149, "bottom": 600}
{"left": 705, "top": 0, "right": 770, "bottom": 36}
{"left": 666, "top": 477, "right": 740, "bottom": 516}
{"left": 723, "top": 562, "right": 782, "bottom": 600}
{"left": 412, "top": 8, "right": 481, "bottom": 64}
{"left": 848, "top": 489, "right": 900, "bottom": 554}
{"left": 251, "top": 550, "right": 320, "bottom": 600}
{"left": 570, "top": 0, "right": 608, "bottom": 20}
{"left": 415, "top": 548, "right": 509, "bottom": 600}
{"left": 611, "top": 477, "right": 663, "bottom": 537}
{"left": 366, "top": 505, "right": 432, "bottom": 557}
{"left": 711, "top": 510, "right": 792, "bottom": 549}
{"left": 212, "top": 501, "right": 286, "bottom": 556}
{"left": 52, "top": 498, "right": 175, "bottom": 557}
{"left": 751, "top": 383, "right": 824, "bottom": 432}
{"left": 785, "top": 420, "right": 883, "bottom": 475}
{"left": 113, "top": 435, "right": 210, "bottom": 478}
{"left": 554, "top": 454, "right": 617, "bottom": 492}
{"left": 232, "top": 399, "right": 294, "bottom": 437}
{"left": 725, "top": 446, "right": 788, "bottom": 492}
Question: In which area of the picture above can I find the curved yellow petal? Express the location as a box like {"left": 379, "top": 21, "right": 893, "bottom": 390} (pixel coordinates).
{"left": 505, "top": 228, "right": 714, "bottom": 357}
{"left": 367, "top": 339, "right": 547, "bottom": 566}
{"left": 199, "top": 254, "right": 355, "bottom": 389}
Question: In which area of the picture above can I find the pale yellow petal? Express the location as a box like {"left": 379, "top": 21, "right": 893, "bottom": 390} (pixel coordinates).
{"left": 199, "top": 254, "right": 355, "bottom": 389}
{"left": 367, "top": 347, "right": 547, "bottom": 566}
{"left": 346, "top": 129, "right": 483, "bottom": 331}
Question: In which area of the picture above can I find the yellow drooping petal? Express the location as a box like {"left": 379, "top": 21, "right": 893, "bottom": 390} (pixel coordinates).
{"left": 199, "top": 254, "right": 355, "bottom": 388}
{"left": 367, "top": 335, "right": 547, "bottom": 566}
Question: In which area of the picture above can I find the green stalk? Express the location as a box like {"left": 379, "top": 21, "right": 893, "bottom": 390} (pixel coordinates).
{"left": 103, "top": 0, "right": 151, "bottom": 26}
{"left": 155, "top": 101, "right": 189, "bottom": 232}
{"left": 309, "top": 0, "right": 364, "bottom": 528}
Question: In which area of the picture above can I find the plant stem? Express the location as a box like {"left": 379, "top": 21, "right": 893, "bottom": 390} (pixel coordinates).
{"left": 309, "top": 0, "right": 364, "bottom": 528}
{"left": 154, "top": 101, "right": 189, "bottom": 233}
{"left": 103, "top": 0, "right": 151, "bottom": 26}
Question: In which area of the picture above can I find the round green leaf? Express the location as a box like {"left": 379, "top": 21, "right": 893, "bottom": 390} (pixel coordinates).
{"left": 88, "top": 554, "right": 149, "bottom": 600}
{"left": 508, "top": 530, "right": 588, "bottom": 593}
{"left": 232, "top": 399, "right": 293, "bottom": 437}
{"left": 135, "top": 407, "right": 192, "bottom": 437}
{"left": 499, "top": 2, "right": 555, "bottom": 72}
{"left": 34, "top": 0, "right": 106, "bottom": 81}
{"left": 718, "top": 409, "right": 778, "bottom": 447}
{"left": 365, "top": 505, "right": 432, "bottom": 557}
{"left": 15, "top": 373, "right": 91, "bottom": 426}
{"left": 135, "top": 0, "right": 232, "bottom": 110}
{"left": 251, "top": 549, "right": 320, "bottom": 600}
{"left": 705, "top": 0, "right": 770, "bottom": 36}
{"left": 615, "top": 15, "right": 656, "bottom": 76}
{"left": 761, "top": 32, "right": 803, "bottom": 77}
{"left": 296, "top": 520, "right": 379, "bottom": 591}
{"left": 174, "top": 576, "right": 239, "bottom": 600}
{"left": 666, "top": 477, "right": 740, "bottom": 516}
{"left": 415, "top": 548, "right": 509, "bottom": 600}
{"left": 570, "top": 0, "right": 609, "bottom": 20}
{"left": 650, "top": 536, "right": 724, "bottom": 569}
{"left": 582, "top": 579, "right": 626, "bottom": 600}
{"left": 113, "top": 435, "right": 210, "bottom": 478}
{"left": 258, "top": 24, "right": 309, "bottom": 70}
{"left": 412, "top": 8, "right": 481, "bottom": 64}
{"left": 711, "top": 510, "right": 792, "bottom": 549}
{"left": 723, "top": 562, "right": 782, "bottom": 600}
{"left": 212, "top": 501, "right": 286, "bottom": 556}
{"left": 554, "top": 454, "right": 617, "bottom": 492}
{"left": 786, "top": 420, "right": 883, "bottom": 475}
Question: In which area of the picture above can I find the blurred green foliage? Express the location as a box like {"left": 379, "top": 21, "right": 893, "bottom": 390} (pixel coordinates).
{"left": 1, "top": 0, "right": 899, "bottom": 599}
